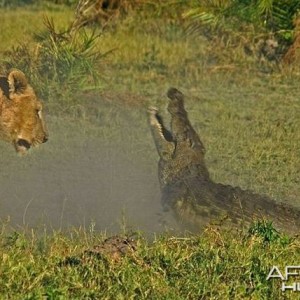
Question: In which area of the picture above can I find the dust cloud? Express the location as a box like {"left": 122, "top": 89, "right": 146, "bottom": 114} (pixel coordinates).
{"left": 0, "top": 99, "right": 180, "bottom": 235}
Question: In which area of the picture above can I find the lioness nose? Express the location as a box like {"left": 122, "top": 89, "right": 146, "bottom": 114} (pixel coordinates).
{"left": 43, "top": 135, "right": 48, "bottom": 143}
{"left": 17, "top": 139, "right": 31, "bottom": 150}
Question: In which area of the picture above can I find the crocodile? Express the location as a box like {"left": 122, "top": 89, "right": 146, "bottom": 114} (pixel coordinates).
{"left": 148, "top": 88, "right": 300, "bottom": 234}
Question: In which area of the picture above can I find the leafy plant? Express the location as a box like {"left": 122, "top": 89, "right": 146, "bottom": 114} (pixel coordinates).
{"left": 183, "top": 0, "right": 300, "bottom": 42}
{"left": 3, "top": 16, "right": 108, "bottom": 104}
{"left": 248, "top": 220, "right": 280, "bottom": 243}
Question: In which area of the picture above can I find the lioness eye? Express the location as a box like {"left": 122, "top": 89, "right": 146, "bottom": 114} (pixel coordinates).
{"left": 36, "top": 109, "right": 42, "bottom": 119}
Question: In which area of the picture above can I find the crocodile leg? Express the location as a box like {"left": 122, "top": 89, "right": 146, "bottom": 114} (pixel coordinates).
{"left": 148, "top": 107, "right": 175, "bottom": 160}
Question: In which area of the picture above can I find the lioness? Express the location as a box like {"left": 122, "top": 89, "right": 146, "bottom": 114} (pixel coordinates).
{"left": 0, "top": 69, "right": 48, "bottom": 154}
{"left": 149, "top": 88, "right": 300, "bottom": 234}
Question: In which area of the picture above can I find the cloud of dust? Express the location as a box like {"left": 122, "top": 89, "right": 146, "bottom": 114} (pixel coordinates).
{"left": 0, "top": 100, "right": 180, "bottom": 236}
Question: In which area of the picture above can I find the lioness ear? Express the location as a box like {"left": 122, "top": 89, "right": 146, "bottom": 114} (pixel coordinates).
{"left": 8, "top": 69, "right": 28, "bottom": 96}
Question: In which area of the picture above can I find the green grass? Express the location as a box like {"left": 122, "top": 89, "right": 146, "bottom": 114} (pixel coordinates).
{"left": 0, "top": 223, "right": 299, "bottom": 299}
{"left": 0, "top": 2, "right": 300, "bottom": 298}
{"left": 0, "top": 5, "right": 73, "bottom": 52}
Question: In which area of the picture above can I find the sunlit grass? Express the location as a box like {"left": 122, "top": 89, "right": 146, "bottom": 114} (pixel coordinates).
{"left": 0, "top": 7, "right": 73, "bottom": 52}
{"left": 0, "top": 223, "right": 299, "bottom": 299}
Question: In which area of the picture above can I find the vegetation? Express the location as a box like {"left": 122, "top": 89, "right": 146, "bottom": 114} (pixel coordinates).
{"left": 2, "top": 16, "right": 105, "bottom": 107}
{"left": 184, "top": 0, "right": 300, "bottom": 39}
{"left": 1, "top": 221, "right": 299, "bottom": 299}
{"left": 0, "top": 1, "right": 299, "bottom": 298}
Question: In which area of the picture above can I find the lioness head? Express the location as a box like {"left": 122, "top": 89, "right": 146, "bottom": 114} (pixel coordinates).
{"left": 0, "top": 69, "right": 48, "bottom": 154}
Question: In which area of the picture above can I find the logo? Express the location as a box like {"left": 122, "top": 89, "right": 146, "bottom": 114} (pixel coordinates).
{"left": 267, "top": 266, "right": 300, "bottom": 292}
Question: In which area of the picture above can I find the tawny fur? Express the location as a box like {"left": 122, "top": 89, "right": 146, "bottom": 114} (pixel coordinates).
{"left": 0, "top": 69, "right": 48, "bottom": 154}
